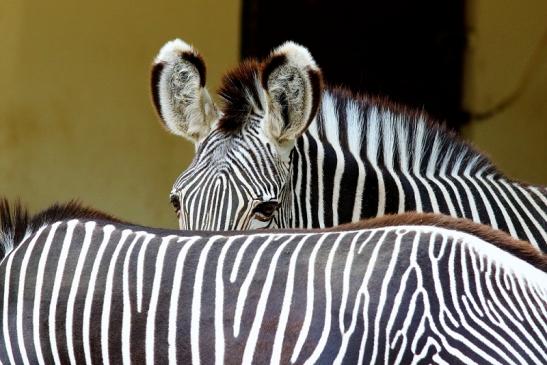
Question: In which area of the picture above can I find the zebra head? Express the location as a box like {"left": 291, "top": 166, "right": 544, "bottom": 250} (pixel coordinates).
{"left": 151, "top": 39, "right": 322, "bottom": 230}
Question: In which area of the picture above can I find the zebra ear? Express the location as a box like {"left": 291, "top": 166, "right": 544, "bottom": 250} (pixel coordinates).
{"left": 151, "top": 39, "right": 219, "bottom": 143}
{"left": 261, "top": 41, "right": 323, "bottom": 145}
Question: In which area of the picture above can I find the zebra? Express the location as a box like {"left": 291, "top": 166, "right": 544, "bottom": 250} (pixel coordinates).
{"left": 1, "top": 200, "right": 546, "bottom": 364}
{"left": 150, "top": 39, "right": 547, "bottom": 251}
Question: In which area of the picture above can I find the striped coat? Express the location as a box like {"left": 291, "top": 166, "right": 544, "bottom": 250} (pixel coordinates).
{"left": 151, "top": 39, "right": 547, "bottom": 251}
{"left": 1, "top": 202, "right": 546, "bottom": 364}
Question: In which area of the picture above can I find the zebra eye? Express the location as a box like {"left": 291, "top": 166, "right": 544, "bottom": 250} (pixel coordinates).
{"left": 170, "top": 194, "right": 181, "bottom": 215}
{"left": 253, "top": 201, "right": 279, "bottom": 221}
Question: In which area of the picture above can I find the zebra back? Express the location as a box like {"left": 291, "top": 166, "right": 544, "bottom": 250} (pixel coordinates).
{"left": 1, "top": 208, "right": 546, "bottom": 364}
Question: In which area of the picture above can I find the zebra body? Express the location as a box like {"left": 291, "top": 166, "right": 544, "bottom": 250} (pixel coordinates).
{"left": 151, "top": 39, "right": 547, "bottom": 251}
{"left": 1, "top": 205, "right": 546, "bottom": 364}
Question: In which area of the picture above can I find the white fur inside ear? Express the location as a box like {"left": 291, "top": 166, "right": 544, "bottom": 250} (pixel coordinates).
{"left": 271, "top": 41, "right": 318, "bottom": 71}
{"left": 154, "top": 39, "right": 195, "bottom": 64}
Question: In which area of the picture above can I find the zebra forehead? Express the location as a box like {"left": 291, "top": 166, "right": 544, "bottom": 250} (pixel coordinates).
{"left": 196, "top": 131, "right": 264, "bottom": 161}
{"left": 217, "top": 59, "right": 265, "bottom": 133}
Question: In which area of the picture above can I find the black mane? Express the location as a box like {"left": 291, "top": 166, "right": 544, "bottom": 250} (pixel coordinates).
{"left": 0, "top": 199, "right": 123, "bottom": 260}
{"left": 319, "top": 87, "right": 500, "bottom": 179}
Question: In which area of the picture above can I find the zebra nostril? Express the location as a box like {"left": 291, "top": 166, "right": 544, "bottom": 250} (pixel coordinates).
{"left": 170, "top": 194, "right": 181, "bottom": 215}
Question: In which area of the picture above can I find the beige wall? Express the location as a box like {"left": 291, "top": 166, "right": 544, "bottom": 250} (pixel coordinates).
{"left": 464, "top": 0, "right": 547, "bottom": 185}
{"left": 0, "top": 0, "right": 241, "bottom": 228}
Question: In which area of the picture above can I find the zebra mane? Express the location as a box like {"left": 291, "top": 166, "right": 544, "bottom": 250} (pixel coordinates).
{"left": 332, "top": 212, "right": 547, "bottom": 272}
{"left": 216, "top": 60, "right": 498, "bottom": 178}
{"left": 0, "top": 199, "right": 122, "bottom": 261}
{"left": 217, "top": 59, "right": 264, "bottom": 133}
{"left": 314, "top": 87, "right": 498, "bottom": 177}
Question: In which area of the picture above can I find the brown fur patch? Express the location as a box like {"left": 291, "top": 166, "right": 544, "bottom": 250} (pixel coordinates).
{"left": 31, "top": 200, "right": 124, "bottom": 226}
{"left": 0, "top": 199, "right": 125, "bottom": 260}
{"left": 217, "top": 55, "right": 324, "bottom": 135}
{"left": 217, "top": 59, "right": 263, "bottom": 133}
{"left": 329, "top": 213, "right": 547, "bottom": 272}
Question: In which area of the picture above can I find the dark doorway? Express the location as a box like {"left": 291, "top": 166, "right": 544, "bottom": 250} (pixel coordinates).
{"left": 241, "top": 0, "right": 468, "bottom": 130}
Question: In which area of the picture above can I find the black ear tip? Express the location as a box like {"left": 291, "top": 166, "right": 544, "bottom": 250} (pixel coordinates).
{"left": 261, "top": 54, "right": 288, "bottom": 89}
{"left": 180, "top": 52, "right": 207, "bottom": 87}
{"left": 154, "top": 39, "right": 206, "bottom": 87}
{"left": 307, "top": 68, "right": 323, "bottom": 124}
{"left": 150, "top": 62, "right": 166, "bottom": 120}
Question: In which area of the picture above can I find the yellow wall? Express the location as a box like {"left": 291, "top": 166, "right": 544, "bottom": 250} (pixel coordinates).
{"left": 464, "top": 0, "right": 546, "bottom": 185}
{"left": 0, "top": 0, "right": 241, "bottom": 228}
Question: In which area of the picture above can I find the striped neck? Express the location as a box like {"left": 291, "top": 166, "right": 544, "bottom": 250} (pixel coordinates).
{"left": 282, "top": 89, "right": 546, "bottom": 251}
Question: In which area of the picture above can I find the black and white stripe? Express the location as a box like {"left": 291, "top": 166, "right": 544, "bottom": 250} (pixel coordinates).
{"left": 1, "top": 215, "right": 546, "bottom": 364}
{"left": 170, "top": 88, "right": 547, "bottom": 250}
{"left": 172, "top": 121, "right": 290, "bottom": 231}
{"left": 285, "top": 90, "right": 547, "bottom": 249}
{"left": 152, "top": 39, "right": 546, "bottom": 251}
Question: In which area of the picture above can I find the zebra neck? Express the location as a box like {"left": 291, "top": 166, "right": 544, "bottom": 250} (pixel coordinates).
{"left": 283, "top": 90, "right": 547, "bottom": 252}
{"left": 287, "top": 89, "right": 497, "bottom": 227}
